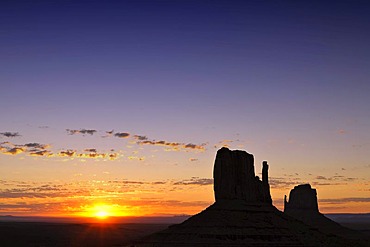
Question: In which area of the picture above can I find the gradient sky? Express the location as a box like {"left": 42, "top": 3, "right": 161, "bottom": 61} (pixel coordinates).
{"left": 1, "top": 0, "right": 370, "bottom": 217}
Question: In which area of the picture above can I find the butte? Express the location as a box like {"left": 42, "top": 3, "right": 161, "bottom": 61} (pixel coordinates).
{"left": 284, "top": 184, "right": 366, "bottom": 243}
{"left": 133, "top": 147, "right": 364, "bottom": 246}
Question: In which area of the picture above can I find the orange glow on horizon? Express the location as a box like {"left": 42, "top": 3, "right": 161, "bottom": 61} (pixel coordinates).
{"left": 77, "top": 204, "right": 135, "bottom": 219}
{"left": 95, "top": 210, "right": 109, "bottom": 219}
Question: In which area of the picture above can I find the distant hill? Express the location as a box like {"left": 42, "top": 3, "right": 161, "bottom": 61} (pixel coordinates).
{"left": 326, "top": 213, "right": 370, "bottom": 223}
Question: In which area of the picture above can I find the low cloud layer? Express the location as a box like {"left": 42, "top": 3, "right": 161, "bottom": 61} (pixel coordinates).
{"left": 1, "top": 178, "right": 368, "bottom": 216}
{"left": 0, "top": 141, "right": 118, "bottom": 160}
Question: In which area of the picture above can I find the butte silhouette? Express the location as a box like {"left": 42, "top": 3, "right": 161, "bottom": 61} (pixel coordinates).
{"left": 133, "top": 147, "right": 365, "bottom": 246}
{"left": 284, "top": 184, "right": 365, "bottom": 242}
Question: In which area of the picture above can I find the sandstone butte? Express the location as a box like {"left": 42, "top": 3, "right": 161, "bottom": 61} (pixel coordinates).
{"left": 132, "top": 147, "right": 368, "bottom": 247}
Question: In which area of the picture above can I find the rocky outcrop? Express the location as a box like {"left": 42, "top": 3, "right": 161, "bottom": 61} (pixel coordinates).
{"left": 213, "top": 147, "right": 272, "bottom": 203}
{"left": 284, "top": 184, "right": 319, "bottom": 212}
{"left": 284, "top": 184, "right": 364, "bottom": 242}
{"left": 133, "top": 148, "right": 362, "bottom": 247}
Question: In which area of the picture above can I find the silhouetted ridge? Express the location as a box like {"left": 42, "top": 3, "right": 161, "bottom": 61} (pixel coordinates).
{"left": 284, "top": 183, "right": 365, "bottom": 242}
{"left": 284, "top": 184, "right": 318, "bottom": 212}
{"left": 133, "top": 148, "right": 363, "bottom": 247}
{"left": 214, "top": 147, "right": 272, "bottom": 203}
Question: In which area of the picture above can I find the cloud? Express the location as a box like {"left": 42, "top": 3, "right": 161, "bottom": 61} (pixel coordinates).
{"left": 24, "top": 143, "right": 49, "bottom": 150}
{"left": 114, "top": 132, "right": 130, "bottom": 138}
{"left": 151, "top": 181, "right": 167, "bottom": 185}
{"left": 58, "top": 150, "right": 76, "bottom": 157}
{"left": 137, "top": 139, "right": 206, "bottom": 151}
{"left": 133, "top": 135, "right": 148, "bottom": 141}
{"left": 0, "top": 182, "right": 87, "bottom": 199}
{"left": 29, "top": 150, "right": 52, "bottom": 157}
{"left": 0, "top": 141, "right": 51, "bottom": 156}
{"left": 319, "top": 197, "right": 370, "bottom": 204}
{"left": 0, "top": 132, "right": 21, "bottom": 138}
{"left": 173, "top": 177, "right": 213, "bottom": 186}
{"left": 131, "top": 199, "right": 211, "bottom": 208}
{"left": 214, "top": 140, "right": 233, "bottom": 148}
{"left": 108, "top": 153, "right": 118, "bottom": 160}
{"left": 314, "top": 175, "right": 358, "bottom": 182}
{"left": 0, "top": 140, "right": 118, "bottom": 160}
{"left": 3, "top": 147, "right": 25, "bottom": 155}
{"left": 270, "top": 174, "right": 359, "bottom": 189}
{"left": 118, "top": 180, "right": 145, "bottom": 185}
{"left": 189, "top": 158, "right": 198, "bottom": 162}
{"left": 66, "top": 129, "right": 97, "bottom": 135}
{"left": 103, "top": 130, "right": 114, "bottom": 137}
{"left": 57, "top": 149, "right": 119, "bottom": 160}
{"left": 103, "top": 130, "right": 131, "bottom": 138}
{"left": 127, "top": 156, "right": 145, "bottom": 161}
{"left": 269, "top": 177, "right": 303, "bottom": 189}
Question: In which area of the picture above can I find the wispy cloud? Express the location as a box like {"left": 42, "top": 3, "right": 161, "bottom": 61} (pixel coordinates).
{"left": 114, "top": 132, "right": 130, "bottom": 138}
{"left": 269, "top": 177, "right": 302, "bottom": 189}
{"left": 137, "top": 139, "right": 206, "bottom": 151}
{"left": 173, "top": 177, "right": 213, "bottom": 186}
{"left": 29, "top": 150, "right": 52, "bottom": 157}
{"left": 103, "top": 130, "right": 114, "bottom": 137}
{"left": 314, "top": 175, "right": 358, "bottom": 182}
{"left": 133, "top": 135, "right": 148, "bottom": 141}
{"left": 58, "top": 150, "right": 76, "bottom": 157}
{"left": 127, "top": 156, "right": 145, "bottom": 161}
{"left": 319, "top": 197, "right": 370, "bottom": 204}
{"left": 66, "top": 129, "right": 97, "bottom": 135}
{"left": 0, "top": 141, "right": 118, "bottom": 160}
{"left": 0, "top": 132, "right": 21, "bottom": 138}
{"left": 214, "top": 139, "right": 233, "bottom": 148}
{"left": 24, "top": 143, "right": 49, "bottom": 149}
{"left": 3, "top": 147, "right": 25, "bottom": 155}
{"left": 57, "top": 149, "right": 119, "bottom": 160}
{"left": 0, "top": 142, "right": 51, "bottom": 156}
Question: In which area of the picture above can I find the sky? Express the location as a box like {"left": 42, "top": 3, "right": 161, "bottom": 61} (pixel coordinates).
{"left": 1, "top": 0, "right": 370, "bottom": 217}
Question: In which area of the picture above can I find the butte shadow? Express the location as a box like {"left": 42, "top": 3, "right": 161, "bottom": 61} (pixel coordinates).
{"left": 132, "top": 147, "right": 365, "bottom": 247}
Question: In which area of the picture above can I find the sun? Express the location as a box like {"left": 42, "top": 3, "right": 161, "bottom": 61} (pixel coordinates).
{"left": 87, "top": 204, "right": 114, "bottom": 220}
{"left": 95, "top": 210, "right": 109, "bottom": 219}
{"left": 79, "top": 203, "right": 132, "bottom": 219}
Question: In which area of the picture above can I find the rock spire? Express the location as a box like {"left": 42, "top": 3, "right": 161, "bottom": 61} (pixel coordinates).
{"left": 213, "top": 147, "right": 272, "bottom": 203}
